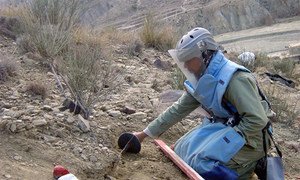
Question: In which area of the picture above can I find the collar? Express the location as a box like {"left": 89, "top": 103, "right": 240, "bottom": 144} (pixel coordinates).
{"left": 205, "top": 51, "right": 227, "bottom": 77}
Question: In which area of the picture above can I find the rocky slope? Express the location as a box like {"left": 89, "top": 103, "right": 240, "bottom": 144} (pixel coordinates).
{"left": 1, "top": 22, "right": 300, "bottom": 179}
{"left": 1, "top": 0, "right": 299, "bottom": 34}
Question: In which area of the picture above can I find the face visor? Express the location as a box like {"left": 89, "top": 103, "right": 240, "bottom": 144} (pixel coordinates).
{"left": 168, "top": 44, "right": 205, "bottom": 88}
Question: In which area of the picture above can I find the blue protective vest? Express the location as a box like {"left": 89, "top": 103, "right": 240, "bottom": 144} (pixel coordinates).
{"left": 176, "top": 51, "right": 250, "bottom": 179}
{"left": 184, "top": 50, "right": 250, "bottom": 118}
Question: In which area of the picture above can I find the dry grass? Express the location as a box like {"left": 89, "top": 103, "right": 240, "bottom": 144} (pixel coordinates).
{"left": 0, "top": 5, "right": 24, "bottom": 18}
{"left": 0, "top": 59, "right": 18, "bottom": 83}
{"left": 272, "top": 58, "right": 296, "bottom": 78}
{"left": 15, "top": 0, "right": 90, "bottom": 60}
{"left": 262, "top": 83, "right": 299, "bottom": 125}
{"left": 59, "top": 43, "right": 123, "bottom": 116}
{"left": 26, "top": 82, "right": 47, "bottom": 99}
{"left": 16, "top": 35, "right": 37, "bottom": 54}
{"left": 73, "top": 26, "right": 142, "bottom": 57}
{"left": 140, "top": 14, "right": 177, "bottom": 51}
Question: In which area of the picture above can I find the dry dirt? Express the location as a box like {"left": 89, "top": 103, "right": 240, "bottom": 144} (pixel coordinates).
{"left": 0, "top": 20, "right": 300, "bottom": 180}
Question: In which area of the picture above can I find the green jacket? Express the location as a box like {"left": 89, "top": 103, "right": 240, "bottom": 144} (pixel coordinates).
{"left": 144, "top": 71, "right": 271, "bottom": 179}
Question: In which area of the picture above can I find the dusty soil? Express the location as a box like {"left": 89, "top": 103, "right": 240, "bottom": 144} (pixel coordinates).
{"left": 0, "top": 20, "right": 300, "bottom": 180}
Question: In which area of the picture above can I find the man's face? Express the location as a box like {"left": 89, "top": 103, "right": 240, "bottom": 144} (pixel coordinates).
{"left": 184, "top": 57, "right": 204, "bottom": 79}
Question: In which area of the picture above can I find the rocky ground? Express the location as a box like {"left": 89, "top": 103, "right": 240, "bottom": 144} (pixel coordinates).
{"left": 0, "top": 22, "right": 300, "bottom": 180}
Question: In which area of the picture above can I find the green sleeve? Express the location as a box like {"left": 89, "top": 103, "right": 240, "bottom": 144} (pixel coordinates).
{"left": 224, "top": 72, "right": 269, "bottom": 148}
{"left": 144, "top": 92, "right": 200, "bottom": 138}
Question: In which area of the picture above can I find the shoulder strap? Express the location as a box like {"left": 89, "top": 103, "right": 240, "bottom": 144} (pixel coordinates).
{"left": 262, "top": 122, "right": 282, "bottom": 158}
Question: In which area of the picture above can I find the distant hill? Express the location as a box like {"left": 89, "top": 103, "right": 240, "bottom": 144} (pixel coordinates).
{"left": 1, "top": 0, "right": 300, "bottom": 34}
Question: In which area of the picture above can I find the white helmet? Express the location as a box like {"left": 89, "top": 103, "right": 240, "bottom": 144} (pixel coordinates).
{"left": 168, "top": 27, "right": 222, "bottom": 88}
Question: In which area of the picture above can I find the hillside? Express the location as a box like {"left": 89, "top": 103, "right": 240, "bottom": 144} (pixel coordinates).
{"left": 0, "top": 0, "right": 300, "bottom": 180}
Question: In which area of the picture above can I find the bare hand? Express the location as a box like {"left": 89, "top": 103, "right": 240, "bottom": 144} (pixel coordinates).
{"left": 133, "top": 131, "right": 148, "bottom": 143}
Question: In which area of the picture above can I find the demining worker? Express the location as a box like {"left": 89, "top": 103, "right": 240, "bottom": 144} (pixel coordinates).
{"left": 133, "top": 27, "right": 274, "bottom": 179}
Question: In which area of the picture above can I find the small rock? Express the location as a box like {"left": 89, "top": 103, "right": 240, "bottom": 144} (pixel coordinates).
{"left": 99, "top": 126, "right": 108, "bottom": 130}
{"left": 130, "top": 112, "right": 147, "bottom": 121}
{"left": 32, "top": 119, "right": 47, "bottom": 126}
{"left": 105, "top": 175, "right": 117, "bottom": 180}
{"left": 285, "top": 141, "right": 300, "bottom": 152}
{"left": 4, "top": 174, "right": 11, "bottom": 179}
{"left": 133, "top": 162, "right": 138, "bottom": 167}
{"left": 22, "top": 115, "right": 32, "bottom": 121}
{"left": 9, "top": 123, "right": 17, "bottom": 133}
{"left": 142, "top": 119, "right": 147, "bottom": 123}
{"left": 2, "top": 116, "right": 11, "bottom": 120}
{"left": 66, "top": 116, "right": 75, "bottom": 123}
{"left": 0, "top": 120, "right": 8, "bottom": 130}
{"left": 89, "top": 155, "right": 98, "bottom": 163}
{"left": 56, "top": 113, "right": 65, "bottom": 118}
{"left": 44, "top": 114, "right": 53, "bottom": 120}
{"left": 120, "top": 106, "right": 136, "bottom": 115}
{"left": 32, "top": 109, "right": 41, "bottom": 114}
{"left": 42, "top": 105, "right": 53, "bottom": 111}
{"left": 81, "top": 154, "right": 88, "bottom": 161}
{"left": 108, "top": 110, "right": 122, "bottom": 118}
{"left": 90, "top": 121, "right": 97, "bottom": 127}
{"left": 43, "top": 135, "right": 57, "bottom": 143}
{"left": 13, "top": 155, "right": 22, "bottom": 161}
{"left": 277, "top": 139, "right": 284, "bottom": 145}
{"left": 100, "top": 106, "right": 108, "bottom": 112}
{"left": 73, "top": 146, "right": 83, "bottom": 155}
{"left": 77, "top": 115, "right": 90, "bottom": 133}
{"left": 102, "top": 147, "right": 109, "bottom": 151}
{"left": 47, "top": 72, "right": 54, "bottom": 77}
{"left": 3, "top": 109, "right": 17, "bottom": 117}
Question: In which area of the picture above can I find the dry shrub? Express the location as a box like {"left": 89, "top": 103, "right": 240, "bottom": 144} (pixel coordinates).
{"left": 26, "top": 82, "right": 47, "bottom": 99}
{"left": 126, "top": 39, "right": 143, "bottom": 57}
{"left": 0, "top": 59, "right": 18, "bottom": 82}
{"left": 16, "top": 35, "right": 37, "bottom": 54}
{"left": 73, "top": 26, "right": 99, "bottom": 45}
{"left": 272, "top": 58, "right": 296, "bottom": 78}
{"left": 16, "top": 0, "right": 90, "bottom": 59}
{"left": 140, "top": 14, "right": 177, "bottom": 51}
{"left": 253, "top": 53, "right": 270, "bottom": 69}
{"left": 0, "top": 5, "right": 24, "bottom": 17}
{"left": 74, "top": 27, "right": 143, "bottom": 57}
{"left": 59, "top": 44, "right": 123, "bottom": 116}
{"left": 262, "top": 84, "right": 299, "bottom": 125}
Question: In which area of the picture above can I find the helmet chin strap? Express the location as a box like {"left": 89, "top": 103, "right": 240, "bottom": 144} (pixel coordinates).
{"left": 194, "top": 50, "right": 215, "bottom": 80}
{"left": 202, "top": 50, "right": 215, "bottom": 67}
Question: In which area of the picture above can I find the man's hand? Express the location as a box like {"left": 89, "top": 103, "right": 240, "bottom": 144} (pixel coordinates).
{"left": 133, "top": 131, "right": 148, "bottom": 143}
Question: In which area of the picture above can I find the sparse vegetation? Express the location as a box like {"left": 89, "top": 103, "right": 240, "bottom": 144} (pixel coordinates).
{"left": 263, "top": 84, "right": 299, "bottom": 125}
{"left": 0, "top": 60, "right": 18, "bottom": 83}
{"left": 16, "top": 0, "right": 89, "bottom": 60}
{"left": 126, "top": 39, "right": 143, "bottom": 57}
{"left": 16, "top": 35, "right": 37, "bottom": 54}
{"left": 59, "top": 44, "right": 123, "bottom": 117}
{"left": 140, "top": 14, "right": 177, "bottom": 51}
{"left": 26, "top": 82, "right": 47, "bottom": 99}
{"left": 272, "top": 58, "right": 296, "bottom": 78}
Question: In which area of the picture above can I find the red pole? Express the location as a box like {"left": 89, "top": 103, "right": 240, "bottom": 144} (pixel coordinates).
{"left": 154, "top": 139, "right": 205, "bottom": 180}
